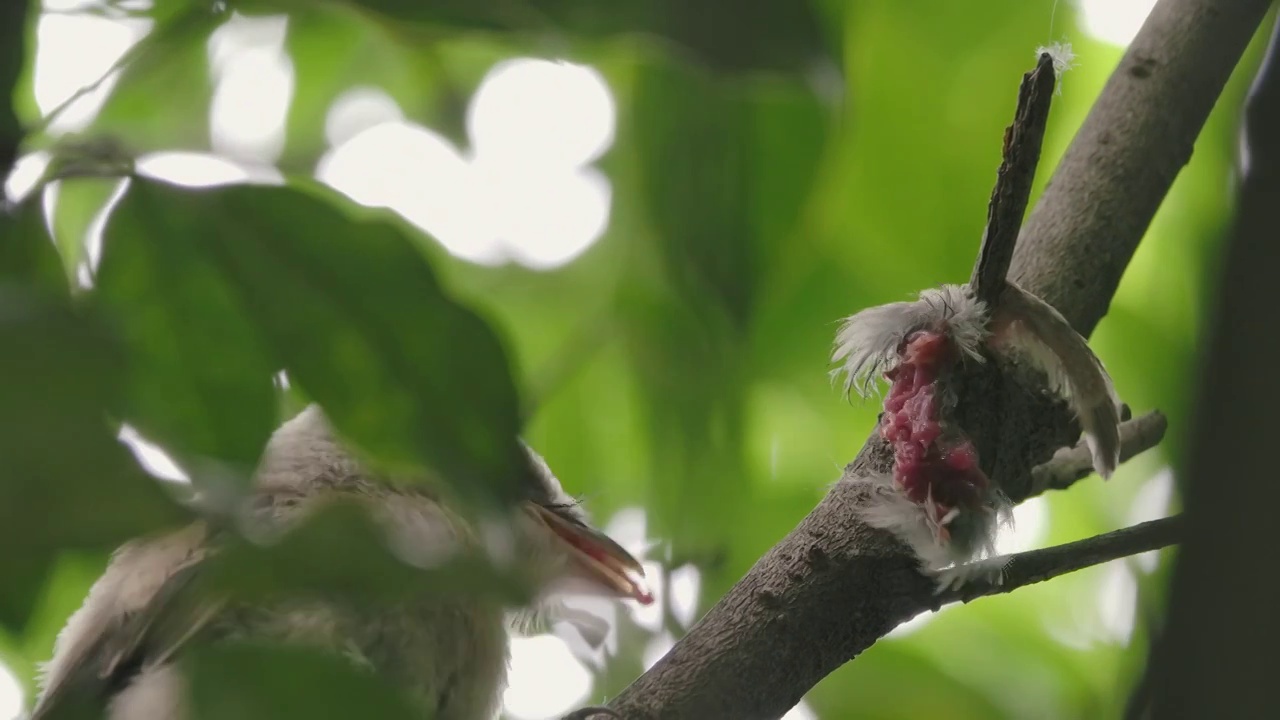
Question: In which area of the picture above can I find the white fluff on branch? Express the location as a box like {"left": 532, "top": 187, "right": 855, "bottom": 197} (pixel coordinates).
{"left": 831, "top": 284, "right": 989, "bottom": 399}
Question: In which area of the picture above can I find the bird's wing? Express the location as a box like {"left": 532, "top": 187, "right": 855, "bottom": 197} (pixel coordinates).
{"left": 990, "top": 282, "right": 1122, "bottom": 478}
{"left": 30, "top": 522, "right": 226, "bottom": 720}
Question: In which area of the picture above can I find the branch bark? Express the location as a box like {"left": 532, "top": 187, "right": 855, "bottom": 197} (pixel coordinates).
{"left": 1009, "top": 0, "right": 1275, "bottom": 333}
{"left": 606, "top": 1, "right": 1272, "bottom": 718}
{"left": 935, "top": 516, "right": 1183, "bottom": 607}
{"left": 970, "top": 51, "right": 1056, "bottom": 305}
{"left": 1028, "top": 410, "right": 1168, "bottom": 497}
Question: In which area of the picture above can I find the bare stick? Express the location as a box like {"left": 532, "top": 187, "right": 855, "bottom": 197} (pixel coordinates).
{"left": 934, "top": 516, "right": 1183, "bottom": 607}
{"left": 970, "top": 52, "right": 1057, "bottom": 305}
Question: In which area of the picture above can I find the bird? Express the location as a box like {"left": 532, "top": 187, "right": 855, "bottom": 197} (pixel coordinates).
{"left": 28, "top": 404, "right": 652, "bottom": 720}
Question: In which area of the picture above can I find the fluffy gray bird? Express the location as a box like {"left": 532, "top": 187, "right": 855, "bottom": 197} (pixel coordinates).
{"left": 29, "top": 405, "right": 651, "bottom": 720}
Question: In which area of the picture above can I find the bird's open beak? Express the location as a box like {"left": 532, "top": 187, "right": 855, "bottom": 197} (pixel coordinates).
{"left": 527, "top": 503, "right": 654, "bottom": 605}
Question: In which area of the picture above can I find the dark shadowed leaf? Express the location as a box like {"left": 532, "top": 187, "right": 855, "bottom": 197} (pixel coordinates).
{"left": 253, "top": 0, "right": 833, "bottom": 75}
{"left": 108, "top": 178, "right": 528, "bottom": 509}
{"left": 188, "top": 643, "right": 421, "bottom": 720}
{"left": 97, "top": 180, "right": 279, "bottom": 479}
{"left": 205, "top": 500, "right": 529, "bottom": 605}
{"left": 0, "top": 200, "right": 68, "bottom": 297}
{"left": 0, "top": 288, "right": 187, "bottom": 629}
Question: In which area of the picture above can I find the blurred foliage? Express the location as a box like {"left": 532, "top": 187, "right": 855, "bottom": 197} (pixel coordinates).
{"left": 0, "top": 0, "right": 1271, "bottom": 718}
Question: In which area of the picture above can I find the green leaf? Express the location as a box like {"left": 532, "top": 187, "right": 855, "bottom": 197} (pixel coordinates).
{"left": 256, "top": 0, "right": 833, "bottom": 75}
{"left": 0, "top": 199, "right": 68, "bottom": 297}
{"left": 49, "top": 177, "right": 123, "bottom": 281}
{"left": 96, "top": 180, "right": 279, "bottom": 477}
{"left": 204, "top": 500, "right": 528, "bottom": 605}
{"left": 31, "top": 5, "right": 223, "bottom": 156}
{"left": 282, "top": 5, "right": 448, "bottom": 168}
{"left": 0, "top": 288, "right": 186, "bottom": 629}
{"left": 189, "top": 643, "right": 421, "bottom": 720}
{"left": 108, "top": 178, "right": 528, "bottom": 509}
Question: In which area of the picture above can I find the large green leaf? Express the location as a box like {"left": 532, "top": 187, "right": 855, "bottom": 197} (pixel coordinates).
{"left": 189, "top": 643, "right": 421, "bottom": 720}
{"left": 251, "top": 0, "right": 835, "bottom": 75}
{"left": 104, "top": 178, "right": 529, "bottom": 509}
{"left": 0, "top": 288, "right": 186, "bottom": 629}
{"left": 0, "top": 0, "right": 28, "bottom": 174}
{"left": 97, "top": 180, "right": 279, "bottom": 479}
{"left": 204, "top": 500, "right": 528, "bottom": 605}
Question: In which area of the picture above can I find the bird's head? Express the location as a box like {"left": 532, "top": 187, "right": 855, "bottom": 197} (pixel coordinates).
{"left": 512, "top": 445, "right": 653, "bottom": 607}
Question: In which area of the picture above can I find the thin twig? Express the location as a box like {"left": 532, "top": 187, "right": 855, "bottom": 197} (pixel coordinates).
{"left": 933, "top": 516, "right": 1183, "bottom": 606}
{"left": 969, "top": 52, "right": 1057, "bottom": 305}
{"left": 1028, "top": 410, "right": 1168, "bottom": 497}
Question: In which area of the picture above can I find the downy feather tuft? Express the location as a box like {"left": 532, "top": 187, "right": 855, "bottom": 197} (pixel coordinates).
{"left": 832, "top": 284, "right": 989, "bottom": 398}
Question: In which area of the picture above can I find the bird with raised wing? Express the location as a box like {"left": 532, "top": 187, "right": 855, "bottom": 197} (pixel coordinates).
{"left": 29, "top": 405, "right": 651, "bottom": 720}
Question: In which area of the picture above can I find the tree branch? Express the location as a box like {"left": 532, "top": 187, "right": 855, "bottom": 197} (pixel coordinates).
{"left": 970, "top": 52, "right": 1056, "bottom": 305}
{"left": 607, "top": 1, "right": 1272, "bottom": 718}
{"left": 1027, "top": 410, "right": 1168, "bottom": 498}
{"left": 933, "top": 516, "right": 1183, "bottom": 608}
{"left": 1009, "top": 0, "right": 1274, "bottom": 334}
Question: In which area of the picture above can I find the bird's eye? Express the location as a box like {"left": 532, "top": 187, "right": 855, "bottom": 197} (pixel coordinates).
{"left": 541, "top": 499, "right": 587, "bottom": 526}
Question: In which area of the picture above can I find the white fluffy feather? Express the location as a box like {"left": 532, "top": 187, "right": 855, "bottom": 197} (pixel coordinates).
{"left": 832, "top": 284, "right": 989, "bottom": 398}
{"left": 858, "top": 475, "right": 1010, "bottom": 592}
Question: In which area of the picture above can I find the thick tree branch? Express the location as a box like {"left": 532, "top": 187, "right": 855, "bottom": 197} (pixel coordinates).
{"left": 1028, "top": 410, "right": 1168, "bottom": 497}
{"left": 607, "top": 1, "right": 1272, "bottom": 718}
{"left": 970, "top": 51, "right": 1056, "bottom": 305}
{"left": 1009, "top": 0, "right": 1274, "bottom": 334}
{"left": 933, "top": 516, "right": 1183, "bottom": 608}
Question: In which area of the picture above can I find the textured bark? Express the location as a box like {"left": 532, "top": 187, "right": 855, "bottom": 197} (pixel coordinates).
{"left": 605, "top": 0, "right": 1273, "bottom": 718}
{"left": 1028, "top": 410, "right": 1168, "bottom": 497}
{"left": 971, "top": 52, "right": 1057, "bottom": 306}
{"left": 937, "top": 516, "right": 1184, "bottom": 607}
{"left": 1009, "top": 0, "right": 1274, "bottom": 332}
